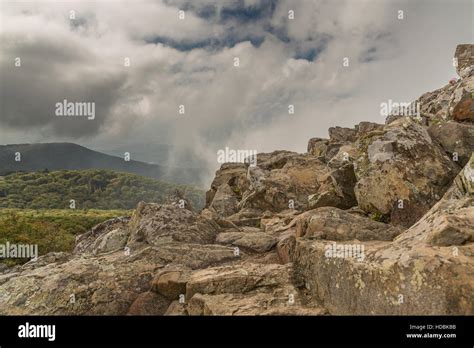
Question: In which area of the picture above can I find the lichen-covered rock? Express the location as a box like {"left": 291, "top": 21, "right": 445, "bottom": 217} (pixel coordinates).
{"left": 208, "top": 183, "right": 240, "bottom": 217}
{"left": 307, "top": 137, "right": 329, "bottom": 157}
{"left": 292, "top": 155, "right": 474, "bottom": 315}
{"left": 0, "top": 241, "right": 240, "bottom": 315}
{"left": 128, "top": 203, "right": 220, "bottom": 245}
{"left": 0, "top": 203, "right": 238, "bottom": 315}
{"left": 185, "top": 263, "right": 325, "bottom": 315}
{"left": 414, "top": 84, "right": 457, "bottom": 121}
{"left": 354, "top": 116, "right": 459, "bottom": 227}
{"left": 328, "top": 126, "right": 357, "bottom": 143}
{"left": 238, "top": 152, "right": 325, "bottom": 212}
{"left": 216, "top": 231, "right": 277, "bottom": 253}
{"left": 205, "top": 163, "right": 249, "bottom": 211}
{"left": 187, "top": 292, "right": 325, "bottom": 315}
{"left": 225, "top": 208, "right": 263, "bottom": 227}
{"left": 308, "top": 162, "right": 357, "bottom": 210}
{"left": 295, "top": 207, "right": 402, "bottom": 241}
{"left": 207, "top": 137, "right": 361, "bottom": 220}
{"left": 276, "top": 229, "right": 296, "bottom": 264}
{"left": 396, "top": 44, "right": 473, "bottom": 123}
{"left": 0, "top": 248, "right": 164, "bottom": 315}
{"left": 74, "top": 217, "right": 130, "bottom": 254}
{"left": 397, "top": 153, "right": 474, "bottom": 247}
{"left": 448, "top": 76, "right": 473, "bottom": 122}
{"left": 164, "top": 300, "right": 187, "bottom": 315}
{"left": 151, "top": 269, "right": 190, "bottom": 300}
{"left": 260, "top": 210, "right": 297, "bottom": 233}
{"left": 356, "top": 121, "right": 384, "bottom": 136}
{"left": 455, "top": 44, "right": 473, "bottom": 78}
{"left": 127, "top": 291, "right": 169, "bottom": 315}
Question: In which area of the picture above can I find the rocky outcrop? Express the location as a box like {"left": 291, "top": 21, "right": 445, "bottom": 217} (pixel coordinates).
{"left": 0, "top": 44, "right": 472, "bottom": 316}
{"left": 413, "top": 84, "right": 457, "bottom": 121}
{"left": 307, "top": 137, "right": 328, "bottom": 157}
{"left": 206, "top": 150, "right": 357, "bottom": 217}
{"left": 292, "top": 154, "right": 474, "bottom": 315}
{"left": 455, "top": 44, "right": 473, "bottom": 79}
{"left": 294, "top": 207, "right": 402, "bottom": 241}
{"left": 397, "top": 44, "right": 472, "bottom": 123}
{"left": 0, "top": 205, "right": 237, "bottom": 315}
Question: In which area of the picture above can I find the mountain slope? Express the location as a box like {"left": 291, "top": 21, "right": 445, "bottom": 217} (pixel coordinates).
{"left": 0, "top": 169, "right": 205, "bottom": 210}
{"left": 0, "top": 143, "right": 205, "bottom": 185}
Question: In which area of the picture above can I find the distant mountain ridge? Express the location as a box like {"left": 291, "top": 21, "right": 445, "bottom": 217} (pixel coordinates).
{"left": 0, "top": 143, "right": 205, "bottom": 185}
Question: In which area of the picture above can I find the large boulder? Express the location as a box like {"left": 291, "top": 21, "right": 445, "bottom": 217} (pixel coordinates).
{"left": 0, "top": 241, "right": 241, "bottom": 315}
{"left": 354, "top": 116, "right": 459, "bottom": 228}
{"left": 328, "top": 126, "right": 358, "bottom": 143}
{"left": 185, "top": 263, "right": 325, "bottom": 315}
{"left": 308, "top": 161, "right": 357, "bottom": 210}
{"left": 307, "top": 137, "right": 329, "bottom": 157}
{"left": 294, "top": 207, "right": 402, "bottom": 241}
{"left": 428, "top": 121, "right": 474, "bottom": 167}
{"left": 238, "top": 152, "right": 323, "bottom": 212}
{"left": 208, "top": 184, "right": 240, "bottom": 217}
{"left": 0, "top": 248, "right": 165, "bottom": 315}
{"left": 205, "top": 163, "right": 249, "bottom": 216}
{"left": 74, "top": 217, "right": 130, "bottom": 254}
{"left": 396, "top": 153, "right": 473, "bottom": 247}
{"left": 128, "top": 202, "right": 220, "bottom": 245}
{"left": 241, "top": 151, "right": 357, "bottom": 213}
{"left": 448, "top": 75, "right": 473, "bottom": 122}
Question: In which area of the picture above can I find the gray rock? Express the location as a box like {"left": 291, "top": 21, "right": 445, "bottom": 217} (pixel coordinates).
{"left": 428, "top": 121, "right": 474, "bottom": 166}
{"left": 216, "top": 231, "right": 277, "bottom": 253}
{"left": 295, "top": 206, "right": 402, "bottom": 241}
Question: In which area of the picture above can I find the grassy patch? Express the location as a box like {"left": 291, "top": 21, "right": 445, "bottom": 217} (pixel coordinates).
{"left": 0, "top": 209, "right": 129, "bottom": 265}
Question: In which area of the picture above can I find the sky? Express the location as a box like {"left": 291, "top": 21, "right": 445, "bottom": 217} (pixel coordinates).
{"left": 0, "top": 0, "right": 472, "bottom": 183}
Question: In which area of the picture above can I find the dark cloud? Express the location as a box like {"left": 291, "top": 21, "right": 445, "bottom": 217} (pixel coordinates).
{"left": 0, "top": 36, "right": 127, "bottom": 138}
{"left": 219, "top": 0, "right": 278, "bottom": 24}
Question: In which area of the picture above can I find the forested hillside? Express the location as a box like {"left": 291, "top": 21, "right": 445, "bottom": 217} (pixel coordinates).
{"left": 0, "top": 169, "right": 205, "bottom": 210}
